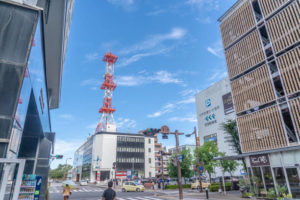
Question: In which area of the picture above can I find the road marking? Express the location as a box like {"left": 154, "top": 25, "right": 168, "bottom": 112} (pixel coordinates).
{"left": 143, "top": 197, "right": 163, "bottom": 200}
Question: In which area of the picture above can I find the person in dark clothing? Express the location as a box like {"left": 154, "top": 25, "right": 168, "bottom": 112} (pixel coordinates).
{"left": 102, "top": 181, "right": 116, "bottom": 200}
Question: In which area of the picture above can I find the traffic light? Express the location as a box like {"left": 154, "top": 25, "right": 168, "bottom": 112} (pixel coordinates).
{"left": 142, "top": 128, "right": 161, "bottom": 136}
{"left": 55, "top": 155, "right": 63, "bottom": 159}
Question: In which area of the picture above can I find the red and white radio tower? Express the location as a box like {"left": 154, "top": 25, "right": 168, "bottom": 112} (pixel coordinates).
{"left": 95, "top": 52, "right": 118, "bottom": 133}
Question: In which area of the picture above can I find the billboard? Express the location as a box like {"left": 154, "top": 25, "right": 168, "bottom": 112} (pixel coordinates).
{"left": 222, "top": 92, "right": 234, "bottom": 115}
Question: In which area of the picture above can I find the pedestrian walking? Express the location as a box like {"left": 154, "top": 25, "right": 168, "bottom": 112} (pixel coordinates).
{"left": 152, "top": 181, "right": 155, "bottom": 190}
{"left": 102, "top": 181, "right": 117, "bottom": 200}
{"left": 63, "top": 184, "right": 71, "bottom": 200}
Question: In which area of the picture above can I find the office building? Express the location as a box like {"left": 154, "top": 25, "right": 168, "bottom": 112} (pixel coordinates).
{"left": 73, "top": 132, "right": 155, "bottom": 183}
{"left": 219, "top": 0, "right": 300, "bottom": 197}
{"left": 0, "top": 0, "right": 73, "bottom": 199}
{"left": 195, "top": 78, "right": 242, "bottom": 176}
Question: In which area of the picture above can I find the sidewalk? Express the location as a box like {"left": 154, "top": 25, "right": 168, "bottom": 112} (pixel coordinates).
{"left": 155, "top": 190, "right": 244, "bottom": 200}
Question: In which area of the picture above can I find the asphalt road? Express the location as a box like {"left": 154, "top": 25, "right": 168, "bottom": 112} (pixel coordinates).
{"left": 49, "top": 184, "right": 164, "bottom": 200}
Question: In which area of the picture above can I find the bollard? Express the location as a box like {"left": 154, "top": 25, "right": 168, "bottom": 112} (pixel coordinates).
{"left": 205, "top": 187, "right": 209, "bottom": 199}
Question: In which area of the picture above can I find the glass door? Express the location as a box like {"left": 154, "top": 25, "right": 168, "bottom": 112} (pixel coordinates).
{"left": 286, "top": 168, "right": 300, "bottom": 198}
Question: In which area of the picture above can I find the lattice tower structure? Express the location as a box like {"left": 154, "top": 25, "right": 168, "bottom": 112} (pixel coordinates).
{"left": 95, "top": 52, "right": 118, "bottom": 133}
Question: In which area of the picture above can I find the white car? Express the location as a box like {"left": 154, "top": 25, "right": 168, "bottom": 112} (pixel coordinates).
{"left": 80, "top": 180, "right": 88, "bottom": 186}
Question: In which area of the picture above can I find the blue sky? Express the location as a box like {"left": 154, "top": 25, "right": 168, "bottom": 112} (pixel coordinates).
{"left": 50, "top": 0, "right": 236, "bottom": 168}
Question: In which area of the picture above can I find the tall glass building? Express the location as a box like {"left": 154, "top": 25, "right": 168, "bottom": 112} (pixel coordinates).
{"left": 0, "top": 0, "right": 73, "bottom": 199}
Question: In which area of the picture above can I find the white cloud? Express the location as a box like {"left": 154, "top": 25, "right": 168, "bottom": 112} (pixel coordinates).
{"left": 116, "top": 76, "right": 141, "bottom": 86}
{"left": 80, "top": 79, "right": 100, "bottom": 87}
{"left": 196, "top": 17, "right": 212, "bottom": 24}
{"left": 177, "top": 96, "right": 195, "bottom": 104}
{"left": 116, "top": 118, "right": 137, "bottom": 132}
{"left": 187, "top": 0, "right": 220, "bottom": 11}
{"left": 146, "top": 9, "right": 165, "bottom": 16}
{"left": 78, "top": 70, "right": 184, "bottom": 87}
{"left": 207, "top": 40, "right": 223, "bottom": 58}
{"left": 179, "top": 88, "right": 200, "bottom": 97}
{"left": 85, "top": 52, "right": 100, "bottom": 62}
{"left": 119, "top": 28, "right": 187, "bottom": 55}
{"left": 51, "top": 139, "right": 83, "bottom": 169}
{"left": 208, "top": 70, "right": 228, "bottom": 81}
{"left": 116, "top": 48, "right": 171, "bottom": 68}
{"left": 107, "top": 0, "right": 134, "bottom": 10}
{"left": 168, "top": 114, "right": 197, "bottom": 123}
{"left": 59, "top": 114, "right": 74, "bottom": 120}
{"left": 147, "top": 87, "right": 201, "bottom": 118}
{"left": 147, "top": 103, "right": 175, "bottom": 118}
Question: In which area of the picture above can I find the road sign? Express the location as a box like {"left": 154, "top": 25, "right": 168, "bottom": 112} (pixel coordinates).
{"left": 161, "top": 125, "right": 170, "bottom": 134}
{"left": 162, "top": 134, "right": 168, "bottom": 139}
{"left": 199, "top": 166, "right": 204, "bottom": 172}
{"left": 178, "top": 154, "right": 183, "bottom": 162}
{"left": 127, "top": 170, "right": 132, "bottom": 178}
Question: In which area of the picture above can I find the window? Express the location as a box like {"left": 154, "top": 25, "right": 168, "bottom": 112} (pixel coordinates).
{"left": 148, "top": 138, "right": 151, "bottom": 144}
{"left": 149, "top": 172, "right": 152, "bottom": 177}
{"left": 149, "top": 158, "right": 151, "bottom": 163}
{"left": 286, "top": 168, "right": 300, "bottom": 198}
{"left": 148, "top": 148, "right": 151, "bottom": 153}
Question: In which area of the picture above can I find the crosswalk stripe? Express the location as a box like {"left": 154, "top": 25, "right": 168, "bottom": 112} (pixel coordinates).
{"left": 144, "top": 197, "right": 162, "bottom": 200}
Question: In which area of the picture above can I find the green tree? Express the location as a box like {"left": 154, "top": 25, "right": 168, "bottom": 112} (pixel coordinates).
{"left": 49, "top": 164, "right": 72, "bottom": 179}
{"left": 219, "top": 152, "right": 239, "bottom": 178}
{"left": 197, "top": 141, "right": 219, "bottom": 183}
{"left": 221, "top": 120, "right": 246, "bottom": 170}
{"left": 167, "top": 149, "right": 193, "bottom": 183}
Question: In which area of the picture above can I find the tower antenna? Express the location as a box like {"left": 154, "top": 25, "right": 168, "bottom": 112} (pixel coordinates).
{"left": 95, "top": 52, "right": 118, "bottom": 133}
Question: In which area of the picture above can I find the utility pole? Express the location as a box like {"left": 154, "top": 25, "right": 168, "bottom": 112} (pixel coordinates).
{"left": 195, "top": 127, "right": 203, "bottom": 192}
{"left": 174, "top": 130, "right": 184, "bottom": 200}
{"left": 161, "top": 151, "right": 165, "bottom": 190}
{"left": 186, "top": 127, "right": 203, "bottom": 192}
{"left": 63, "top": 158, "right": 72, "bottom": 180}
{"left": 142, "top": 126, "right": 184, "bottom": 199}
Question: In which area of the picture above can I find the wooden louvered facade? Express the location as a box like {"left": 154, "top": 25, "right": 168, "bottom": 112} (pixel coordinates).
{"left": 231, "top": 65, "right": 275, "bottom": 113}
{"left": 220, "top": 0, "right": 255, "bottom": 49}
{"left": 277, "top": 47, "right": 300, "bottom": 95}
{"left": 259, "top": 0, "right": 289, "bottom": 18}
{"left": 225, "top": 30, "right": 265, "bottom": 79}
{"left": 237, "top": 106, "right": 287, "bottom": 153}
{"left": 289, "top": 97, "right": 300, "bottom": 137}
{"left": 267, "top": 1, "right": 300, "bottom": 54}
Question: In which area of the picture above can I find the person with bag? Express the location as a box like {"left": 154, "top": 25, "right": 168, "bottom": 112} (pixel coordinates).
{"left": 63, "top": 184, "right": 71, "bottom": 200}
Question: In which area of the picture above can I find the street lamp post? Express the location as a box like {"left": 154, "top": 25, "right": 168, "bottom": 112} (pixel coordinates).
{"left": 186, "top": 127, "right": 203, "bottom": 192}
{"left": 64, "top": 157, "right": 72, "bottom": 180}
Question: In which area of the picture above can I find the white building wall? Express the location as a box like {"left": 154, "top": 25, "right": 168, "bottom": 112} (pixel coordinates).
{"left": 195, "top": 77, "right": 242, "bottom": 177}
{"left": 91, "top": 134, "right": 117, "bottom": 182}
{"left": 144, "top": 137, "right": 155, "bottom": 178}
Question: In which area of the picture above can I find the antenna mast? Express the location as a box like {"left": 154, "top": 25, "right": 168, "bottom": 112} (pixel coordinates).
{"left": 95, "top": 52, "right": 118, "bottom": 133}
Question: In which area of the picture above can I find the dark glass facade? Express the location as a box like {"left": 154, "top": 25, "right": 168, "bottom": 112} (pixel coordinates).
{"left": 0, "top": 2, "right": 54, "bottom": 199}
{"left": 116, "top": 136, "right": 145, "bottom": 174}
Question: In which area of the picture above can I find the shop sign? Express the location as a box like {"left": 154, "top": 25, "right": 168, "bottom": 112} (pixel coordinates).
{"left": 250, "top": 154, "right": 270, "bottom": 166}
{"left": 96, "top": 172, "right": 101, "bottom": 182}
{"left": 204, "top": 133, "right": 217, "bottom": 145}
{"left": 222, "top": 92, "right": 234, "bottom": 115}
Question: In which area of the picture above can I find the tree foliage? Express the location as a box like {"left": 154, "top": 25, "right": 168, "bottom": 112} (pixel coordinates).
{"left": 49, "top": 164, "right": 72, "bottom": 179}
{"left": 219, "top": 152, "right": 239, "bottom": 177}
{"left": 167, "top": 149, "right": 193, "bottom": 180}
{"left": 197, "top": 141, "right": 219, "bottom": 183}
{"left": 221, "top": 120, "right": 246, "bottom": 170}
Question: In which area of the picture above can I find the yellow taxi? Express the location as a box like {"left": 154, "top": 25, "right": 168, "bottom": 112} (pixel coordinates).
{"left": 191, "top": 180, "right": 210, "bottom": 190}
{"left": 122, "top": 181, "right": 145, "bottom": 192}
